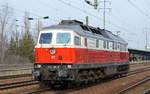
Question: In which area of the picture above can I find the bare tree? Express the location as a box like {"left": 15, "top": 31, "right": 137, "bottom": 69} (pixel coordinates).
{"left": 34, "top": 19, "right": 43, "bottom": 42}
{"left": 0, "top": 4, "right": 14, "bottom": 63}
{"left": 11, "top": 20, "right": 20, "bottom": 49}
{"left": 24, "top": 12, "right": 30, "bottom": 34}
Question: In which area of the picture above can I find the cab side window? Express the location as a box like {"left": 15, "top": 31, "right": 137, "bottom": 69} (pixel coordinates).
{"left": 84, "top": 38, "right": 87, "bottom": 47}
{"left": 103, "top": 41, "right": 106, "bottom": 49}
{"left": 74, "top": 36, "right": 81, "bottom": 45}
{"left": 107, "top": 41, "right": 109, "bottom": 49}
{"left": 96, "top": 39, "right": 99, "bottom": 48}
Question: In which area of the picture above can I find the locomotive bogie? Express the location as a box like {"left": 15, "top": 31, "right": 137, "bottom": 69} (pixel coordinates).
{"left": 33, "top": 63, "right": 129, "bottom": 86}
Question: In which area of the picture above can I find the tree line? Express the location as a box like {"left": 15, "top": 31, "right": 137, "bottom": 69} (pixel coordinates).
{"left": 0, "top": 4, "right": 42, "bottom": 64}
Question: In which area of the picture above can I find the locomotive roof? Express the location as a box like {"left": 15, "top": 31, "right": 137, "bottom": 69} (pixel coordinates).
{"left": 42, "top": 20, "right": 127, "bottom": 45}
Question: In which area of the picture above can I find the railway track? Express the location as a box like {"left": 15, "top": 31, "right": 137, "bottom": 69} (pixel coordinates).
{"left": 0, "top": 74, "right": 31, "bottom": 80}
{"left": 143, "top": 88, "right": 150, "bottom": 94}
{"left": 22, "top": 67, "right": 150, "bottom": 94}
{"left": 0, "top": 65, "right": 150, "bottom": 94}
{"left": 0, "top": 80, "right": 39, "bottom": 90}
{"left": 0, "top": 68, "right": 32, "bottom": 79}
{"left": 127, "top": 67, "right": 150, "bottom": 76}
{"left": 23, "top": 87, "right": 52, "bottom": 94}
{"left": 117, "top": 77, "right": 150, "bottom": 94}
{"left": 1, "top": 65, "right": 146, "bottom": 81}
{"left": 0, "top": 63, "right": 148, "bottom": 80}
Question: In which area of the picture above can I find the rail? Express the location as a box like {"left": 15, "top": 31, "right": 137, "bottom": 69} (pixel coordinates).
{"left": 129, "top": 60, "right": 150, "bottom": 64}
{"left": 0, "top": 68, "right": 33, "bottom": 78}
{"left": 142, "top": 88, "right": 150, "bottom": 94}
{"left": 23, "top": 88, "right": 51, "bottom": 94}
{"left": 117, "top": 77, "right": 150, "bottom": 94}
{"left": 0, "top": 80, "right": 39, "bottom": 90}
{"left": 127, "top": 67, "right": 150, "bottom": 76}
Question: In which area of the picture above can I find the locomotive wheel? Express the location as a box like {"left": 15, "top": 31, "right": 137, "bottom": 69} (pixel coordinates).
{"left": 83, "top": 79, "right": 89, "bottom": 85}
{"left": 63, "top": 81, "right": 73, "bottom": 89}
{"left": 88, "top": 70, "right": 96, "bottom": 83}
{"left": 94, "top": 71, "right": 99, "bottom": 81}
{"left": 67, "top": 82, "right": 74, "bottom": 88}
{"left": 75, "top": 72, "right": 84, "bottom": 87}
{"left": 116, "top": 74, "right": 122, "bottom": 78}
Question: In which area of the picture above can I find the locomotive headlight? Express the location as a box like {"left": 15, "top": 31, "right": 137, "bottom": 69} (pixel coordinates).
{"left": 37, "top": 64, "right": 41, "bottom": 68}
{"left": 34, "top": 64, "right": 41, "bottom": 68}
{"left": 50, "top": 48, "right": 56, "bottom": 55}
{"left": 67, "top": 65, "right": 72, "bottom": 68}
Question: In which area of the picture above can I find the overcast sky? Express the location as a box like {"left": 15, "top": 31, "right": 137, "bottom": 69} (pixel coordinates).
{"left": 0, "top": 0, "right": 150, "bottom": 50}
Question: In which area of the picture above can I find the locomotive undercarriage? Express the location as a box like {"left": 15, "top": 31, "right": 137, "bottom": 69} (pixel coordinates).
{"left": 33, "top": 63, "right": 129, "bottom": 87}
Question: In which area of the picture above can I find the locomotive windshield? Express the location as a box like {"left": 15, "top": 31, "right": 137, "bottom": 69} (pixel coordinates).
{"left": 56, "top": 33, "right": 71, "bottom": 44}
{"left": 39, "top": 33, "right": 52, "bottom": 44}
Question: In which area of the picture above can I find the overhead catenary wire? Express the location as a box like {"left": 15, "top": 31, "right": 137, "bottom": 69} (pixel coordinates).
{"left": 0, "top": 1, "right": 137, "bottom": 35}
{"left": 0, "top": 4, "right": 43, "bottom": 32}
{"left": 0, "top": 1, "right": 131, "bottom": 33}
{"left": 109, "top": 12, "right": 137, "bottom": 36}
{"left": 128, "top": 0, "right": 150, "bottom": 20}
{"left": 34, "top": 0, "right": 61, "bottom": 21}
{"left": 145, "top": 0, "right": 150, "bottom": 8}
{"left": 36, "top": 0, "right": 85, "bottom": 22}
{"left": 0, "top": 4, "right": 59, "bottom": 22}
{"left": 56, "top": 0, "right": 131, "bottom": 33}
{"left": 0, "top": 3, "right": 63, "bottom": 35}
{"left": 64, "top": 0, "right": 136, "bottom": 35}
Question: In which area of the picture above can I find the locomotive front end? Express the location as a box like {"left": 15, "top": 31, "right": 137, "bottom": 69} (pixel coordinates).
{"left": 33, "top": 29, "right": 77, "bottom": 82}
{"left": 35, "top": 29, "right": 74, "bottom": 64}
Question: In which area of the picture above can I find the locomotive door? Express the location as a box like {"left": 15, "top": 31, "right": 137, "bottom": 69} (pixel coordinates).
{"left": 84, "top": 38, "right": 88, "bottom": 63}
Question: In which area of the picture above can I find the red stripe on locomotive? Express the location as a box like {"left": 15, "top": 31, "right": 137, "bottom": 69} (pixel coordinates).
{"left": 35, "top": 48, "right": 129, "bottom": 64}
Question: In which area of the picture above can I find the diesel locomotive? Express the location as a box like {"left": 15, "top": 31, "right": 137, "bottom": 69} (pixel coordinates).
{"left": 32, "top": 20, "right": 129, "bottom": 86}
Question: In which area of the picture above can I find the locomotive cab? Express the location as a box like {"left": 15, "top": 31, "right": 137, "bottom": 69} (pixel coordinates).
{"left": 34, "top": 29, "right": 76, "bottom": 64}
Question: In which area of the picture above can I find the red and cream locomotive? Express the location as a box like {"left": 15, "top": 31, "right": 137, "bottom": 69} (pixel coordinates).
{"left": 33, "top": 20, "right": 129, "bottom": 86}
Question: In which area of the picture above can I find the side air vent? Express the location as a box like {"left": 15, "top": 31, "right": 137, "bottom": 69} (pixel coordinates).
{"left": 80, "top": 25, "right": 90, "bottom": 31}
{"left": 60, "top": 20, "right": 83, "bottom": 25}
{"left": 80, "top": 25, "right": 103, "bottom": 35}
{"left": 90, "top": 28, "right": 103, "bottom": 35}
